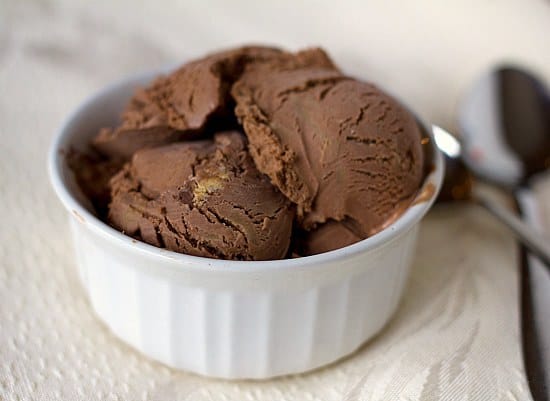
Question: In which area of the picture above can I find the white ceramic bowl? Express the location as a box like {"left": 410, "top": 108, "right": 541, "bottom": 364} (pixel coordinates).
{"left": 49, "top": 70, "right": 444, "bottom": 379}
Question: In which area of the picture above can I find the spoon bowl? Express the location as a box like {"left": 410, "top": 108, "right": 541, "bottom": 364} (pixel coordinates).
{"left": 458, "top": 66, "right": 550, "bottom": 189}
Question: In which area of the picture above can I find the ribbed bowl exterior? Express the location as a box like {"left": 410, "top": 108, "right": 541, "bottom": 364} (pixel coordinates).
{"left": 70, "top": 218, "right": 418, "bottom": 379}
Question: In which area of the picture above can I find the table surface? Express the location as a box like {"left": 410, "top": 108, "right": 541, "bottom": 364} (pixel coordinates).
{"left": 1, "top": 0, "right": 550, "bottom": 399}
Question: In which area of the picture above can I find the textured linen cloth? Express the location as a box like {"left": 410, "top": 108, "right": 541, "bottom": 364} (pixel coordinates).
{"left": 1, "top": 0, "right": 550, "bottom": 399}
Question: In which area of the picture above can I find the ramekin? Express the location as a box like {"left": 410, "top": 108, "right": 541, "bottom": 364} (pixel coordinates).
{"left": 48, "top": 70, "right": 444, "bottom": 379}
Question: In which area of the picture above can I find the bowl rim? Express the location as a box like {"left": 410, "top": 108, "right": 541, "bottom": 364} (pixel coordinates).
{"left": 48, "top": 69, "right": 445, "bottom": 274}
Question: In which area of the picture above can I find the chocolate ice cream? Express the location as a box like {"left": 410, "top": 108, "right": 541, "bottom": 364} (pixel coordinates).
{"left": 66, "top": 151, "right": 122, "bottom": 217}
{"left": 232, "top": 54, "right": 424, "bottom": 254}
{"left": 108, "top": 132, "right": 294, "bottom": 260}
{"left": 93, "top": 46, "right": 282, "bottom": 160}
{"left": 70, "top": 45, "right": 427, "bottom": 259}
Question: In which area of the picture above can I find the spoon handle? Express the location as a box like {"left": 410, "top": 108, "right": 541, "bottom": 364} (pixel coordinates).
{"left": 473, "top": 189, "right": 550, "bottom": 267}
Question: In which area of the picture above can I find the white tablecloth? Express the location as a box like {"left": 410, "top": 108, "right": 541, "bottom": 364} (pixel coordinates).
{"left": 1, "top": 0, "right": 549, "bottom": 399}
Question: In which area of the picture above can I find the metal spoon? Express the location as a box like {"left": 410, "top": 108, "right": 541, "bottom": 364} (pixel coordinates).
{"left": 458, "top": 65, "right": 550, "bottom": 401}
{"left": 432, "top": 66, "right": 550, "bottom": 266}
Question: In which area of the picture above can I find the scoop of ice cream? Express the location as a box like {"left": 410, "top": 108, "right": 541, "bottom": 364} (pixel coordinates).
{"left": 66, "top": 150, "right": 123, "bottom": 218}
{"left": 93, "top": 46, "right": 282, "bottom": 159}
{"left": 232, "top": 53, "right": 424, "bottom": 253}
{"left": 292, "top": 220, "right": 362, "bottom": 256}
{"left": 108, "top": 131, "right": 294, "bottom": 260}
